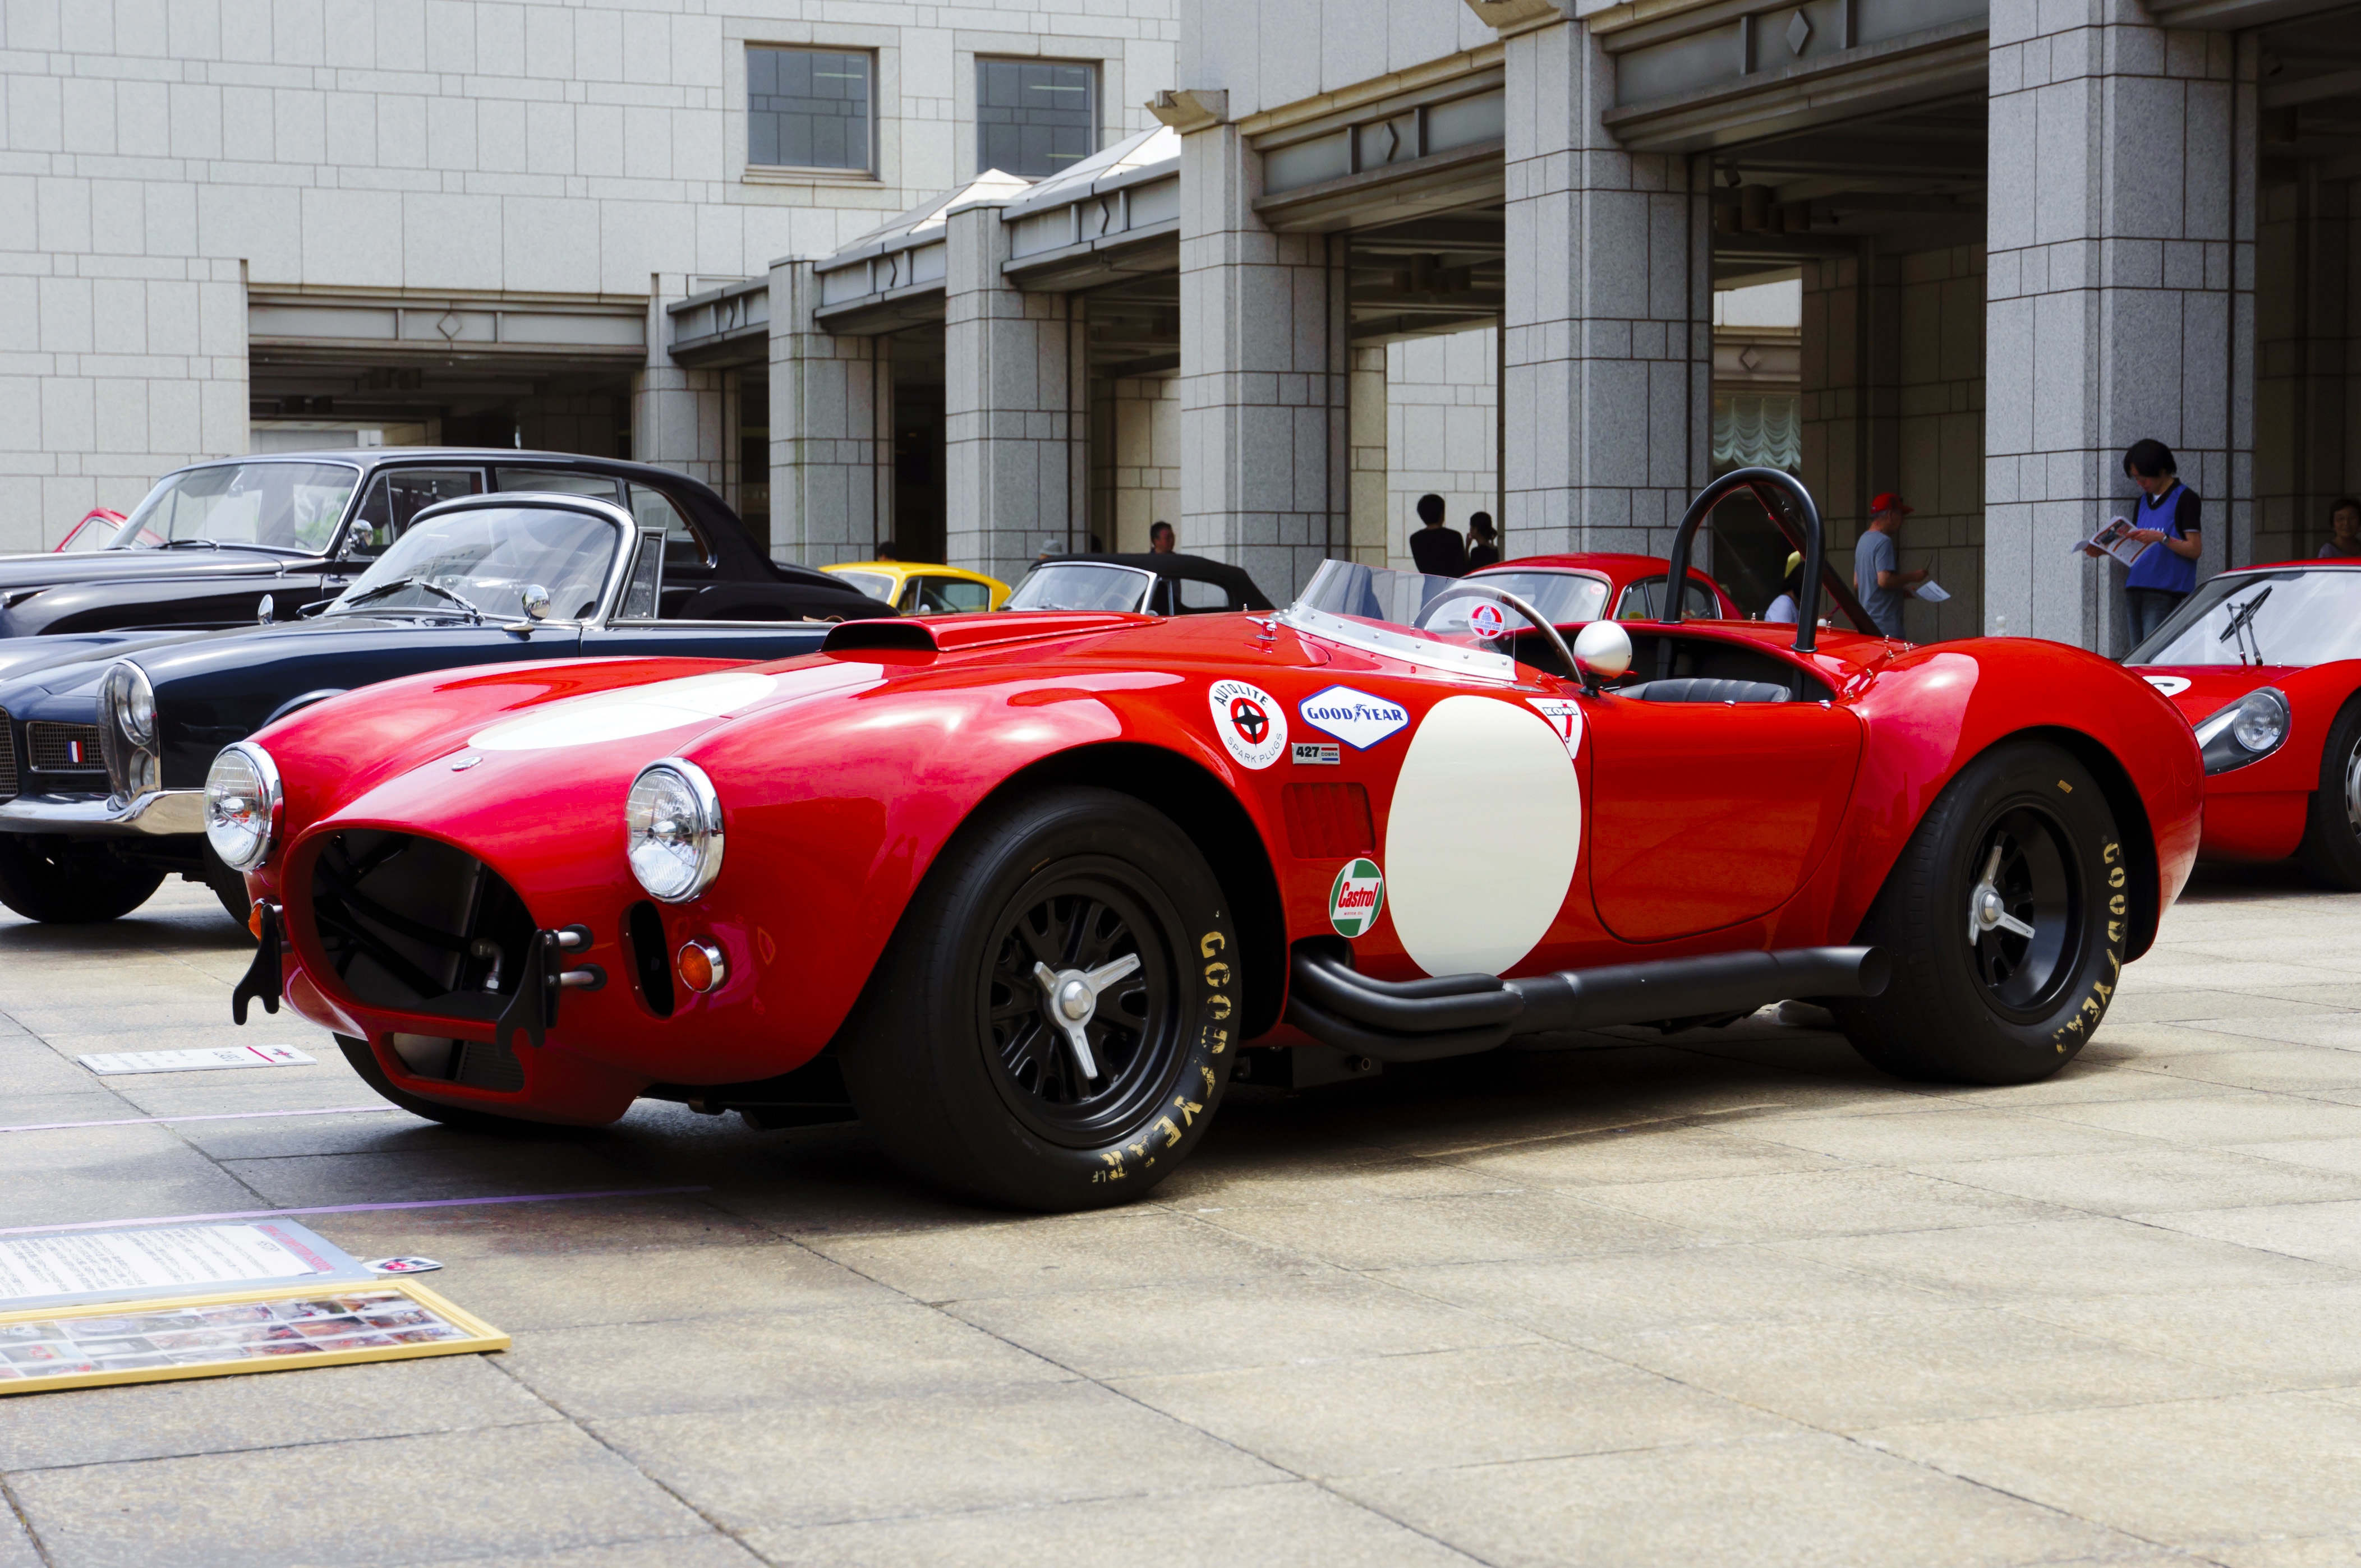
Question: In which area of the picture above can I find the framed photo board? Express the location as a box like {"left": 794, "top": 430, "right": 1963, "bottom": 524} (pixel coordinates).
{"left": 0, "top": 1279, "right": 507, "bottom": 1395}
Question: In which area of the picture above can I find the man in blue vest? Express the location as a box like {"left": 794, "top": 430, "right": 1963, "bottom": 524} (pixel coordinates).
{"left": 2087, "top": 439, "right": 2202, "bottom": 645}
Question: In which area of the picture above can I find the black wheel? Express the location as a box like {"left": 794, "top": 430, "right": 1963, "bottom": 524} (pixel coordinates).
{"left": 839, "top": 787, "right": 1238, "bottom": 1210}
{"left": 1834, "top": 741, "right": 2127, "bottom": 1084}
{"left": 201, "top": 840, "right": 255, "bottom": 931}
{"left": 0, "top": 835, "right": 165, "bottom": 923}
{"left": 334, "top": 1035, "right": 553, "bottom": 1136}
{"left": 2297, "top": 698, "right": 2361, "bottom": 892}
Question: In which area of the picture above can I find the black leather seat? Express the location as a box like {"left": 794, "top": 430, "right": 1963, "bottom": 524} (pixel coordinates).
{"left": 1622, "top": 676, "right": 1789, "bottom": 704}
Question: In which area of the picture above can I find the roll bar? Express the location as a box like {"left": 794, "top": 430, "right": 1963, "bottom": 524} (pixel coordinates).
{"left": 1659, "top": 467, "right": 1877, "bottom": 653}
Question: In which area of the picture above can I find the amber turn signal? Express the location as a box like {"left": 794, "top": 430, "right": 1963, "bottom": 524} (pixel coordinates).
{"left": 247, "top": 904, "right": 266, "bottom": 940}
{"left": 676, "top": 938, "right": 726, "bottom": 994}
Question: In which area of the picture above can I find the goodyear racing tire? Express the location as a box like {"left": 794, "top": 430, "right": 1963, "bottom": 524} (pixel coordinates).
{"left": 2297, "top": 698, "right": 2361, "bottom": 892}
{"left": 0, "top": 835, "right": 165, "bottom": 924}
{"left": 839, "top": 786, "right": 1237, "bottom": 1211}
{"left": 1834, "top": 741, "right": 2127, "bottom": 1085}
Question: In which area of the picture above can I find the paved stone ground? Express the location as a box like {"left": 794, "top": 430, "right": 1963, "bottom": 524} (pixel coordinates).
{"left": 3, "top": 868, "right": 2361, "bottom": 1567}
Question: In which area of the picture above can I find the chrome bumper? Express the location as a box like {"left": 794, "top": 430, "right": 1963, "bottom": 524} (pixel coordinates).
{"left": 0, "top": 788, "right": 204, "bottom": 837}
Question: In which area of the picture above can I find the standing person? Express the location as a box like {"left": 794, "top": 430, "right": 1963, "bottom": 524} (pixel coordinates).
{"left": 1409, "top": 494, "right": 1466, "bottom": 578}
{"left": 1466, "top": 513, "right": 1499, "bottom": 569}
{"left": 874, "top": 540, "right": 901, "bottom": 562}
{"left": 1149, "top": 521, "right": 1175, "bottom": 554}
{"left": 2320, "top": 498, "right": 2361, "bottom": 559}
{"left": 1852, "top": 492, "right": 1928, "bottom": 639}
{"left": 1764, "top": 551, "right": 1805, "bottom": 625}
{"left": 2087, "top": 439, "right": 2201, "bottom": 644}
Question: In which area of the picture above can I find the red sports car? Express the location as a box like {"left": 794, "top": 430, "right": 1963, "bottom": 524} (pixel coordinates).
{"left": 2127, "top": 559, "right": 2361, "bottom": 887}
{"left": 219, "top": 472, "right": 2202, "bottom": 1210}
{"left": 1469, "top": 553, "right": 1743, "bottom": 623}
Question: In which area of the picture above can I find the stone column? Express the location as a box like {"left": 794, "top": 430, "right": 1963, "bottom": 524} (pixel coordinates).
{"left": 944, "top": 199, "right": 1087, "bottom": 586}
{"left": 1350, "top": 345, "right": 1389, "bottom": 568}
{"left": 1985, "top": 5, "right": 2256, "bottom": 653}
{"left": 1499, "top": 17, "right": 1713, "bottom": 558}
{"left": 767, "top": 257, "right": 890, "bottom": 567}
{"left": 635, "top": 276, "right": 725, "bottom": 486}
{"left": 1177, "top": 122, "right": 1352, "bottom": 598}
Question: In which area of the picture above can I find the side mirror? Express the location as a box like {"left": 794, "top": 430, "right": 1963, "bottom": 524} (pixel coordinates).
{"left": 1572, "top": 620, "right": 1632, "bottom": 696}
{"left": 520, "top": 584, "right": 552, "bottom": 621}
{"left": 256, "top": 594, "right": 274, "bottom": 625}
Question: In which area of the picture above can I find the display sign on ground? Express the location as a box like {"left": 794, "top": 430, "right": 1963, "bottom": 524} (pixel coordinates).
{"left": 0, "top": 1221, "right": 374, "bottom": 1312}
{"left": 0, "top": 1280, "right": 507, "bottom": 1395}
{"left": 77, "top": 1045, "right": 315, "bottom": 1074}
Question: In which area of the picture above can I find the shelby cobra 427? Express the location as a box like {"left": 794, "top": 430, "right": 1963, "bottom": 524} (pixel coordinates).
{"left": 222, "top": 471, "right": 2204, "bottom": 1210}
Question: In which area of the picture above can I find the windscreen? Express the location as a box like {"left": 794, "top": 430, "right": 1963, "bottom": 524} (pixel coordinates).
{"left": 1006, "top": 562, "right": 1152, "bottom": 612}
{"left": 830, "top": 569, "right": 895, "bottom": 601}
{"left": 2129, "top": 569, "right": 2361, "bottom": 667}
{"left": 327, "top": 506, "right": 618, "bottom": 622}
{"left": 1463, "top": 570, "right": 1610, "bottom": 624}
{"left": 1288, "top": 560, "right": 1550, "bottom": 664}
{"left": 116, "top": 463, "right": 360, "bottom": 552}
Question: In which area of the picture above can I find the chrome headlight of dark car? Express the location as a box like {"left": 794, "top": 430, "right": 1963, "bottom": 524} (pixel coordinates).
{"left": 626, "top": 759, "right": 723, "bottom": 903}
{"left": 205, "top": 742, "right": 282, "bottom": 872}
{"left": 98, "top": 660, "right": 160, "bottom": 799}
{"left": 2193, "top": 686, "right": 2290, "bottom": 776}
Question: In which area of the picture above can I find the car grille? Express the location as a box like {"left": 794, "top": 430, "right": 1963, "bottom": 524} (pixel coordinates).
{"left": 27, "top": 721, "right": 105, "bottom": 774}
{"left": 389, "top": 1034, "right": 528, "bottom": 1091}
{"left": 0, "top": 711, "right": 14, "bottom": 800}
{"left": 308, "top": 830, "right": 539, "bottom": 1013}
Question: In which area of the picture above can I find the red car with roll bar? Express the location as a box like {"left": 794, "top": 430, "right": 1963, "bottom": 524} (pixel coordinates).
{"left": 217, "top": 468, "right": 2203, "bottom": 1211}
{"left": 1468, "top": 552, "right": 1743, "bottom": 625}
{"left": 2125, "top": 559, "right": 2361, "bottom": 887}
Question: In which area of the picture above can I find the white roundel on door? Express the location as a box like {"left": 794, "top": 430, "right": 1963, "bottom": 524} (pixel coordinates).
{"left": 1383, "top": 695, "right": 1582, "bottom": 977}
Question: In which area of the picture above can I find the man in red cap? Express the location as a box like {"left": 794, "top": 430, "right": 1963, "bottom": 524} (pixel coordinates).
{"left": 1853, "top": 492, "right": 1927, "bottom": 638}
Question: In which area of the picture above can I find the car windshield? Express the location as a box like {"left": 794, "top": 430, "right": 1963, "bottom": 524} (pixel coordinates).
{"left": 2129, "top": 569, "right": 2361, "bottom": 667}
{"left": 61, "top": 514, "right": 128, "bottom": 552}
{"left": 1463, "top": 569, "right": 1610, "bottom": 624}
{"left": 114, "top": 462, "right": 359, "bottom": 552}
{"left": 1286, "top": 560, "right": 1553, "bottom": 667}
{"left": 1007, "top": 562, "right": 1152, "bottom": 612}
{"left": 830, "top": 569, "right": 895, "bottom": 601}
{"left": 326, "top": 505, "right": 618, "bottom": 622}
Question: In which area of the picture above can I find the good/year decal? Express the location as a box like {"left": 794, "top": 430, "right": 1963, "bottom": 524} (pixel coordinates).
{"left": 1208, "top": 678, "right": 1287, "bottom": 770}
{"left": 1329, "top": 859, "right": 1384, "bottom": 938}
{"left": 2141, "top": 675, "right": 2192, "bottom": 698}
{"left": 1297, "top": 686, "right": 1409, "bottom": 749}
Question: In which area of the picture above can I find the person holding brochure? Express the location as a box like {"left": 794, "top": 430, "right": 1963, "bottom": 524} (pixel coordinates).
{"left": 1853, "top": 493, "right": 1928, "bottom": 639}
{"left": 2085, "top": 439, "right": 2202, "bottom": 643}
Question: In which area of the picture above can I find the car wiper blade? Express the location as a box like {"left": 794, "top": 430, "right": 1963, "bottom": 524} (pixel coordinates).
{"left": 154, "top": 538, "right": 222, "bottom": 550}
{"left": 2217, "top": 586, "right": 2270, "bottom": 663}
{"left": 340, "top": 577, "right": 485, "bottom": 623}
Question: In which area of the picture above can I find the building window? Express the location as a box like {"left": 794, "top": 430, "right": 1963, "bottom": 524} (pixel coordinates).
{"left": 976, "top": 58, "right": 1096, "bottom": 178}
{"left": 748, "top": 46, "right": 874, "bottom": 173}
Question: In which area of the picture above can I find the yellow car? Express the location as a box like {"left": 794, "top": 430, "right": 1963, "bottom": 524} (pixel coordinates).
{"left": 822, "top": 561, "right": 1011, "bottom": 615}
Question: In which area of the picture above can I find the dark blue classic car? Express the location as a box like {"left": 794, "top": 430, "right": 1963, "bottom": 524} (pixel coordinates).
{"left": 0, "top": 490, "right": 887, "bottom": 925}
{"left": 0, "top": 448, "right": 840, "bottom": 638}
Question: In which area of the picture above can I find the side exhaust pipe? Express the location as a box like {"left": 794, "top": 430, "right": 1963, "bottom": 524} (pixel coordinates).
{"left": 1283, "top": 944, "right": 1890, "bottom": 1064}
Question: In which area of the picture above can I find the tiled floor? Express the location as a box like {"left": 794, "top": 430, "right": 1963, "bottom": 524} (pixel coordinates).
{"left": 4, "top": 865, "right": 2360, "bottom": 1566}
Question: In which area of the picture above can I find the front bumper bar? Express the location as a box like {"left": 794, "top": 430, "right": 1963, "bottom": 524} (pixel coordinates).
{"left": 0, "top": 787, "right": 203, "bottom": 837}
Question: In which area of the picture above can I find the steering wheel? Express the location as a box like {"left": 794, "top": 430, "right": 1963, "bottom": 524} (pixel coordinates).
{"left": 1410, "top": 582, "right": 1580, "bottom": 679}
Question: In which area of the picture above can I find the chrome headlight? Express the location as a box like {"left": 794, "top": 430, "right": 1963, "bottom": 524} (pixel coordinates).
{"left": 204, "top": 742, "right": 282, "bottom": 872}
{"left": 625, "top": 759, "right": 723, "bottom": 903}
{"left": 2194, "top": 687, "right": 2290, "bottom": 776}
{"left": 102, "top": 661, "right": 155, "bottom": 745}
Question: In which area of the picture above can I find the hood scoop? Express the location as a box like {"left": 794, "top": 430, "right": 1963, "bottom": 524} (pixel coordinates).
{"left": 821, "top": 612, "right": 1142, "bottom": 656}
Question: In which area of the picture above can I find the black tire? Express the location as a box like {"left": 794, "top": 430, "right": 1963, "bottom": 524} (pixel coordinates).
{"left": 1834, "top": 741, "right": 2127, "bottom": 1084}
{"left": 0, "top": 835, "right": 166, "bottom": 923}
{"left": 334, "top": 1034, "right": 553, "bottom": 1136}
{"left": 838, "top": 786, "right": 1238, "bottom": 1211}
{"left": 2297, "top": 698, "right": 2361, "bottom": 892}
{"left": 201, "top": 841, "right": 256, "bottom": 931}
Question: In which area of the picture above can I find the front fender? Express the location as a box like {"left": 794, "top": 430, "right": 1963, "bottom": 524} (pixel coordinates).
{"left": 1823, "top": 639, "right": 2203, "bottom": 957}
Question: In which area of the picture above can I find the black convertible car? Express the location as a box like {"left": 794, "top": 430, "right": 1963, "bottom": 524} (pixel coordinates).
{"left": 0, "top": 490, "right": 887, "bottom": 925}
{"left": 0, "top": 448, "right": 849, "bottom": 637}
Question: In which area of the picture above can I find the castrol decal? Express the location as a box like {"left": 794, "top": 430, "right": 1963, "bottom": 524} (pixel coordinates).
{"left": 1329, "top": 857, "right": 1385, "bottom": 939}
{"left": 1208, "top": 677, "right": 1287, "bottom": 770}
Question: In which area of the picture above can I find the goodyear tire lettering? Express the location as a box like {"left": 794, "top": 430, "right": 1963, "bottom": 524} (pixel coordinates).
{"left": 1172, "top": 1096, "right": 1203, "bottom": 1127}
{"left": 1200, "top": 930, "right": 1226, "bottom": 958}
{"left": 1156, "top": 1115, "right": 1182, "bottom": 1148}
{"left": 1204, "top": 961, "right": 1231, "bottom": 988}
